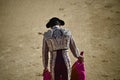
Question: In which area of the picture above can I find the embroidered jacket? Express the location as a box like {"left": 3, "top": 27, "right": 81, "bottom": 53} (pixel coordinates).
{"left": 42, "top": 27, "right": 80, "bottom": 80}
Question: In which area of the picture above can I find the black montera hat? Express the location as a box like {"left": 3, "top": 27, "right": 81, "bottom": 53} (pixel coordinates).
{"left": 46, "top": 17, "right": 65, "bottom": 28}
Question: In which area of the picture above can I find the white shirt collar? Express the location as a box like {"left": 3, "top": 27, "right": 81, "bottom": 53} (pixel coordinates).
{"left": 52, "top": 25, "right": 60, "bottom": 29}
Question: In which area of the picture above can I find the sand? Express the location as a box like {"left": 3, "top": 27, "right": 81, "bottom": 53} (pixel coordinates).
{"left": 0, "top": 0, "right": 120, "bottom": 80}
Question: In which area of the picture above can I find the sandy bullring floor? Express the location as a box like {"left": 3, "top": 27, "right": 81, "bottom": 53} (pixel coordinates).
{"left": 0, "top": 0, "right": 120, "bottom": 80}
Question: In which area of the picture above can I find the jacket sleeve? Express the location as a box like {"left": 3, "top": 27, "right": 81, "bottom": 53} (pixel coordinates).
{"left": 42, "top": 37, "right": 49, "bottom": 69}
{"left": 69, "top": 36, "right": 80, "bottom": 58}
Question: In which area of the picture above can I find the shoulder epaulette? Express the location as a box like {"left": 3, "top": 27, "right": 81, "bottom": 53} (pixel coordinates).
{"left": 44, "top": 30, "right": 53, "bottom": 39}
{"left": 61, "top": 28, "right": 71, "bottom": 36}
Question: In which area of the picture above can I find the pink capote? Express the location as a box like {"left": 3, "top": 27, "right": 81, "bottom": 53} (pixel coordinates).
{"left": 43, "top": 52, "right": 86, "bottom": 80}
{"left": 71, "top": 51, "right": 86, "bottom": 80}
{"left": 43, "top": 70, "right": 51, "bottom": 80}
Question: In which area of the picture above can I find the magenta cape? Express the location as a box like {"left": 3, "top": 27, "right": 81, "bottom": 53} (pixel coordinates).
{"left": 71, "top": 52, "right": 86, "bottom": 80}
{"left": 43, "top": 52, "right": 86, "bottom": 80}
{"left": 43, "top": 70, "right": 51, "bottom": 80}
